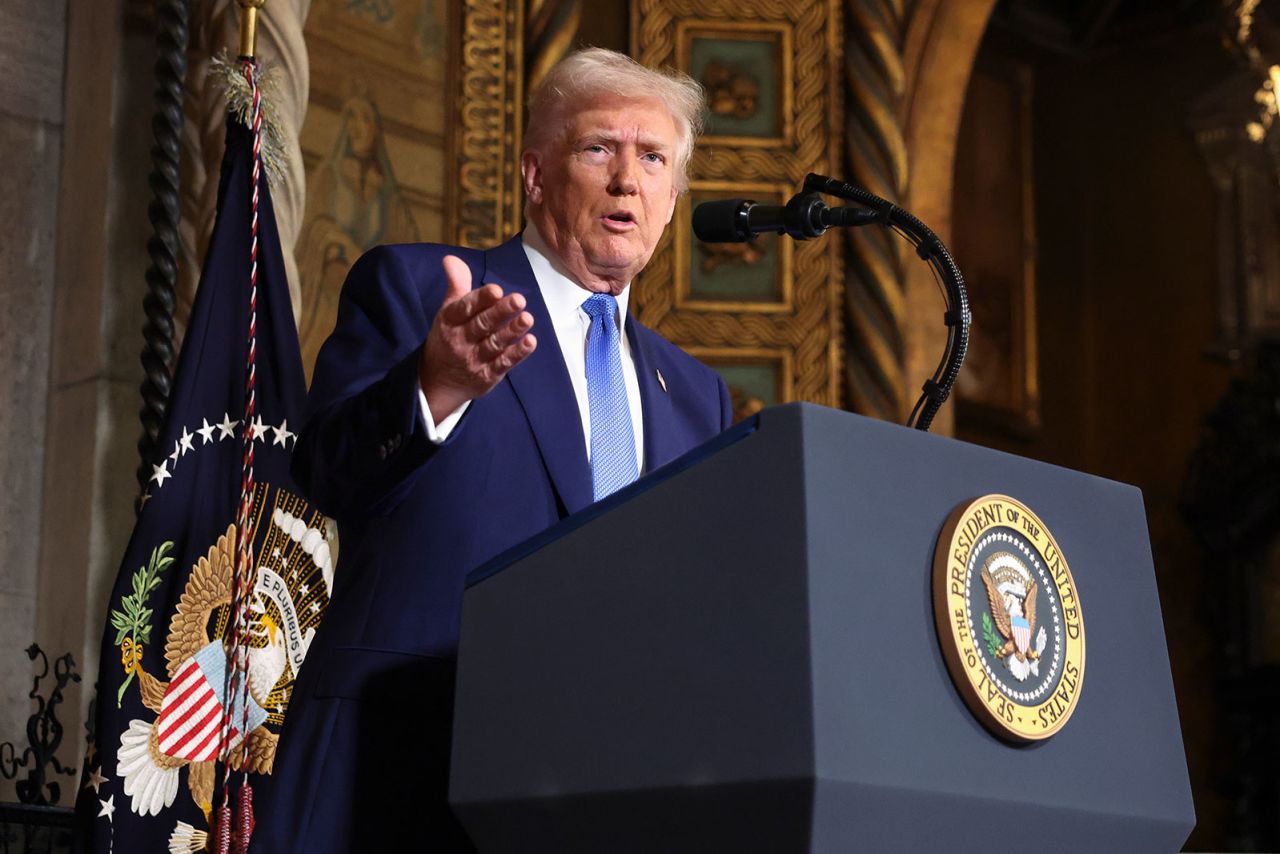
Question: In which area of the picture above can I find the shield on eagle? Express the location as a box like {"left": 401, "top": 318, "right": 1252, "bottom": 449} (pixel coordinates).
{"left": 1011, "top": 615, "right": 1031, "bottom": 656}
{"left": 155, "top": 640, "right": 269, "bottom": 763}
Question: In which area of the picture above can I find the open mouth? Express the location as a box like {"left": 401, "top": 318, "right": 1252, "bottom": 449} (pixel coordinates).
{"left": 604, "top": 212, "right": 635, "bottom": 224}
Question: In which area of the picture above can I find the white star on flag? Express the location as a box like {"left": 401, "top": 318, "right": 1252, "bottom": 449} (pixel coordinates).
{"left": 216, "top": 413, "right": 239, "bottom": 440}
{"left": 150, "top": 462, "right": 171, "bottom": 487}
{"left": 197, "top": 417, "right": 216, "bottom": 444}
{"left": 83, "top": 766, "right": 107, "bottom": 793}
{"left": 168, "top": 440, "right": 181, "bottom": 463}
{"left": 272, "top": 419, "right": 295, "bottom": 447}
{"left": 179, "top": 427, "right": 195, "bottom": 455}
{"left": 98, "top": 794, "right": 115, "bottom": 822}
{"left": 252, "top": 415, "right": 269, "bottom": 444}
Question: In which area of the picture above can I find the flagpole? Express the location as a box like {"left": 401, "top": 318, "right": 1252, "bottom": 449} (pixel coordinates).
{"left": 238, "top": 0, "right": 264, "bottom": 60}
{"left": 215, "top": 9, "right": 268, "bottom": 853}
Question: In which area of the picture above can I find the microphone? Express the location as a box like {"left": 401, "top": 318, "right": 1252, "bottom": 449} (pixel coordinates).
{"left": 692, "top": 194, "right": 879, "bottom": 243}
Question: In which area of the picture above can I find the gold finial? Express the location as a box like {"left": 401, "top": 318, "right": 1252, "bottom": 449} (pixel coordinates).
{"left": 237, "top": 0, "right": 267, "bottom": 59}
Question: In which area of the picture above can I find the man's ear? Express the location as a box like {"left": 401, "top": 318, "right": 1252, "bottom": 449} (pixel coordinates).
{"left": 521, "top": 150, "right": 543, "bottom": 205}
{"left": 662, "top": 184, "right": 678, "bottom": 226}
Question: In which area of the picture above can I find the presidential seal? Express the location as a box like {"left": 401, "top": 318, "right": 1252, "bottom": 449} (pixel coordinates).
{"left": 932, "top": 495, "right": 1085, "bottom": 742}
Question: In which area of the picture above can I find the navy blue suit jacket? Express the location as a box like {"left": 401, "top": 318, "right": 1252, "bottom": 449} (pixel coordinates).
{"left": 253, "top": 235, "right": 731, "bottom": 851}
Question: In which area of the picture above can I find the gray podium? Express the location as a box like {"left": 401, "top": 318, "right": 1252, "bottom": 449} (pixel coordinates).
{"left": 449, "top": 403, "right": 1195, "bottom": 852}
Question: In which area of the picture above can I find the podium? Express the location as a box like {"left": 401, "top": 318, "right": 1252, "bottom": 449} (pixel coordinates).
{"left": 449, "top": 404, "right": 1194, "bottom": 852}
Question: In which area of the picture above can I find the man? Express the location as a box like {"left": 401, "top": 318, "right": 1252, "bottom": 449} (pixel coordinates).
{"left": 253, "top": 48, "right": 731, "bottom": 851}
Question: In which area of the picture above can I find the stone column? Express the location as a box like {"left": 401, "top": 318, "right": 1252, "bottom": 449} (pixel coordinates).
{"left": 0, "top": 0, "right": 69, "bottom": 803}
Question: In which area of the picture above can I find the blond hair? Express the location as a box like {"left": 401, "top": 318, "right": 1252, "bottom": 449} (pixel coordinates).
{"left": 523, "top": 48, "right": 706, "bottom": 190}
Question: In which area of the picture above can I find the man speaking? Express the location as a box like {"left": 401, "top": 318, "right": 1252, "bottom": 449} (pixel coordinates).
{"left": 252, "top": 48, "right": 732, "bottom": 851}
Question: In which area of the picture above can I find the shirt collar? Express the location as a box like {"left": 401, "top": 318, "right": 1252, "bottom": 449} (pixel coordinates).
{"left": 521, "top": 222, "right": 632, "bottom": 324}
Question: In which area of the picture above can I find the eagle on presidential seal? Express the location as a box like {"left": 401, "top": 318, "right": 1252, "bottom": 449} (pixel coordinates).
{"left": 115, "top": 524, "right": 296, "bottom": 840}
{"left": 980, "top": 551, "right": 1049, "bottom": 682}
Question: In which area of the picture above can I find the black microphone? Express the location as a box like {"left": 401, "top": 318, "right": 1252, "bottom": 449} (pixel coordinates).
{"left": 692, "top": 194, "right": 879, "bottom": 243}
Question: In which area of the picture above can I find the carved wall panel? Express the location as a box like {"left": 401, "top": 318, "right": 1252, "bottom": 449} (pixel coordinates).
{"left": 631, "top": 0, "right": 844, "bottom": 414}
{"left": 453, "top": 0, "right": 525, "bottom": 250}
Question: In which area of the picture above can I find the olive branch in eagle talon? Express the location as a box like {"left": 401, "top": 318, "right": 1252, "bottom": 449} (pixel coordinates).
{"left": 110, "top": 541, "right": 175, "bottom": 707}
{"left": 981, "top": 612, "right": 1002, "bottom": 660}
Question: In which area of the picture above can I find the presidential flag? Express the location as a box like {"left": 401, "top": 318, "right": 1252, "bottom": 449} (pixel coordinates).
{"left": 74, "top": 90, "right": 330, "bottom": 852}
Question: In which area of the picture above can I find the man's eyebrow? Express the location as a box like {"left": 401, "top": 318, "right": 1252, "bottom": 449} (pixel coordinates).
{"left": 636, "top": 135, "right": 673, "bottom": 151}
{"left": 574, "top": 131, "right": 673, "bottom": 151}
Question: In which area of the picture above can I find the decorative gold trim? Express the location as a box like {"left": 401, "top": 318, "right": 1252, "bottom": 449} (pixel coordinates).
{"left": 676, "top": 180, "right": 794, "bottom": 313}
{"left": 632, "top": 0, "right": 843, "bottom": 408}
{"left": 455, "top": 0, "right": 524, "bottom": 249}
{"left": 675, "top": 20, "right": 795, "bottom": 149}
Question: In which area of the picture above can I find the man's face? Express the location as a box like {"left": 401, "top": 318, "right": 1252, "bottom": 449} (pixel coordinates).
{"left": 522, "top": 95, "right": 681, "bottom": 294}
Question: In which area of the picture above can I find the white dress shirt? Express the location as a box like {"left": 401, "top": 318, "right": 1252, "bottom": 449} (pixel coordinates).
{"left": 417, "top": 224, "right": 644, "bottom": 470}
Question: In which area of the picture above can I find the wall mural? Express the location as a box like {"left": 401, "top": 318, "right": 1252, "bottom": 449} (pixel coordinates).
{"left": 296, "top": 0, "right": 451, "bottom": 378}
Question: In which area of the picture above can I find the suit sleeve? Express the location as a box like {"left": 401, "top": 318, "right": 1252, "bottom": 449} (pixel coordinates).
{"left": 291, "top": 245, "right": 460, "bottom": 520}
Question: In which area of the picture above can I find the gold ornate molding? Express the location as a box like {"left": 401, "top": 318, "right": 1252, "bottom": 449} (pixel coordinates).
{"left": 842, "top": 0, "right": 909, "bottom": 421}
{"left": 455, "top": 0, "right": 525, "bottom": 248}
{"left": 631, "top": 0, "right": 844, "bottom": 408}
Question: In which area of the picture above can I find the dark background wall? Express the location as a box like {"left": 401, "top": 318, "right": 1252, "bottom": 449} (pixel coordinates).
{"left": 953, "top": 12, "right": 1245, "bottom": 849}
{"left": 595, "top": 2, "right": 1259, "bottom": 847}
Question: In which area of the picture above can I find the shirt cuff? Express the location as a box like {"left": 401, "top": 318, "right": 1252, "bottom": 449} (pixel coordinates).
{"left": 417, "top": 388, "right": 469, "bottom": 444}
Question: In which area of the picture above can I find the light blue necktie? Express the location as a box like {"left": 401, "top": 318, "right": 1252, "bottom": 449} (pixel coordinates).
{"left": 582, "top": 293, "right": 638, "bottom": 500}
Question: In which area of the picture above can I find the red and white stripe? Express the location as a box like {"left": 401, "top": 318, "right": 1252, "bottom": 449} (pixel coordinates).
{"left": 156, "top": 657, "right": 245, "bottom": 763}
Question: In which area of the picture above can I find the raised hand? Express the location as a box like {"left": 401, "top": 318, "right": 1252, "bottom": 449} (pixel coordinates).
{"left": 418, "top": 255, "right": 537, "bottom": 423}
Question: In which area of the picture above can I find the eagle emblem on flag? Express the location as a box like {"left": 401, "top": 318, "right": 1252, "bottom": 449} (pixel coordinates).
{"left": 115, "top": 524, "right": 291, "bottom": 827}
{"left": 980, "top": 552, "right": 1049, "bottom": 682}
{"left": 75, "top": 70, "right": 330, "bottom": 850}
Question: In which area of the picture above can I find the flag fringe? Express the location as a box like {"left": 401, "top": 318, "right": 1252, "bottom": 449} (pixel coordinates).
{"left": 211, "top": 51, "right": 287, "bottom": 186}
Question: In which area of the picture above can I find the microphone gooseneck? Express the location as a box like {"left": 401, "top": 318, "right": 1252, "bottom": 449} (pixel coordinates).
{"left": 689, "top": 176, "right": 970, "bottom": 433}
{"left": 801, "top": 173, "right": 970, "bottom": 432}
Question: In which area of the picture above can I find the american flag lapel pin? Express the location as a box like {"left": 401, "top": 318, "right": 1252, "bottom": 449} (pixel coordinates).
{"left": 656, "top": 368, "right": 668, "bottom": 393}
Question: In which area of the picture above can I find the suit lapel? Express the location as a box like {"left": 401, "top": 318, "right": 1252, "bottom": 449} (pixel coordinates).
{"left": 483, "top": 236, "right": 593, "bottom": 515}
{"left": 627, "top": 319, "right": 681, "bottom": 474}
